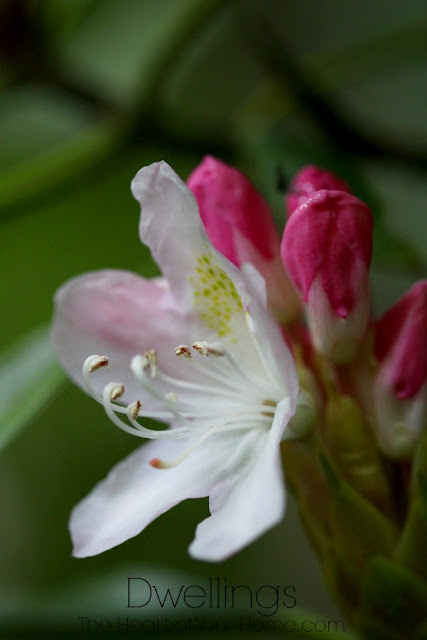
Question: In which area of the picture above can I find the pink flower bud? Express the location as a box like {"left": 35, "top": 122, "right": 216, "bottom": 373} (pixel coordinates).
{"left": 375, "top": 281, "right": 427, "bottom": 399}
{"left": 281, "top": 189, "right": 373, "bottom": 363}
{"left": 372, "top": 281, "right": 427, "bottom": 459}
{"left": 286, "top": 165, "right": 350, "bottom": 216}
{"left": 188, "top": 156, "right": 299, "bottom": 323}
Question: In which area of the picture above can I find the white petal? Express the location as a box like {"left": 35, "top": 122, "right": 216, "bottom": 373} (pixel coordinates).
{"left": 70, "top": 433, "right": 240, "bottom": 558}
{"left": 188, "top": 396, "right": 293, "bottom": 562}
{"left": 240, "top": 261, "right": 268, "bottom": 309}
{"left": 132, "top": 161, "right": 210, "bottom": 309}
{"left": 241, "top": 264, "right": 299, "bottom": 398}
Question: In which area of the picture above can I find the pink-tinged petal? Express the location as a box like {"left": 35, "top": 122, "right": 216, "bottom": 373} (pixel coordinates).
{"left": 70, "top": 433, "right": 241, "bottom": 558}
{"left": 286, "top": 165, "right": 350, "bottom": 216}
{"left": 188, "top": 397, "right": 293, "bottom": 562}
{"left": 375, "top": 280, "right": 427, "bottom": 399}
{"left": 51, "top": 270, "right": 201, "bottom": 406}
{"left": 187, "top": 156, "right": 279, "bottom": 263}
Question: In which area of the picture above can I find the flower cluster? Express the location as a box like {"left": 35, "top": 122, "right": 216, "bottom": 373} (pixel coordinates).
{"left": 51, "top": 157, "right": 426, "bottom": 570}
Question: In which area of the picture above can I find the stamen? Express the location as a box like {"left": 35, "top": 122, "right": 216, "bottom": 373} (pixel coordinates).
{"left": 128, "top": 399, "right": 142, "bottom": 420}
{"left": 149, "top": 423, "right": 222, "bottom": 469}
{"left": 101, "top": 382, "right": 129, "bottom": 430}
{"left": 175, "top": 345, "right": 192, "bottom": 358}
{"left": 110, "top": 383, "right": 124, "bottom": 400}
{"left": 153, "top": 361, "right": 245, "bottom": 401}
{"left": 192, "top": 341, "right": 224, "bottom": 357}
{"left": 83, "top": 355, "right": 110, "bottom": 398}
{"left": 87, "top": 355, "right": 109, "bottom": 373}
{"left": 131, "top": 355, "right": 190, "bottom": 421}
{"left": 99, "top": 383, "right": 188, "bottom": 440}
{"left": 141, "top": 350, "right": 158, "bottom": 377}
{"left": 125, "top": 402, "right": 190, "bottom": 439}
{"left": 149, "top": 413, "right": 272, "bottom": 470}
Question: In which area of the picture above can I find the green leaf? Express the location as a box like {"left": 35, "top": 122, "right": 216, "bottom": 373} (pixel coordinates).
{"left": 320, "top": 455, "right": 398, "bottom": 569}
{"left": 0, "top": 85, "right": 119, "bottom": 213}
{"left": 360, "top": 556, "right": 427, "bottom": 639}
{"left": 324, "top": 395, "right": 394, "bottom": 518}
{"left": 394, "top": 499, "right": 427, "bottom": 583}
{"left": 373, "top": 222, "right": 425, "bottom": 277}
{"left": 0, "top": 325, "right": 65, "bottom": 450}
{"left": 60, "top": 0, "right": 224, "bottom": 109}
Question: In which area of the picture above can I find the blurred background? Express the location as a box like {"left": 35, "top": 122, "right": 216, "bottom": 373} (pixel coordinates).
{"left": 0, "top": 0, "right": 426, "bottom": 635}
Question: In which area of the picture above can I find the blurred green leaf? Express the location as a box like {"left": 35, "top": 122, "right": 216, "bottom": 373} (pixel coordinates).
{"left": 373, "top": 222, "right": 425, "bottom": 277}
{"left": 0, "top": 324, "right": 64, "bottom": 450}
{"left": 360, "top": 557, "right": 427, "bottom": 639}
{"left": 0, "top": 86, "right": 92, "bottom": 170}
{"left": 0, "top": 85, "right": 119, "bottom": 212}
{"left": 60, "top": 0, "right": 224, "bottom": 109}
{"left": 361, "top": 161, "right": 427, "bottom": 272}
{"left": 32, "top": 0, "right": 96, "bottom": 42}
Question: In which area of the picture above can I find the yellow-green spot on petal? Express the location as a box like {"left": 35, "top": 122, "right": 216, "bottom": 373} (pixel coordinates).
{"left": 189, "top": 251, "right": 244, "bottom": 336}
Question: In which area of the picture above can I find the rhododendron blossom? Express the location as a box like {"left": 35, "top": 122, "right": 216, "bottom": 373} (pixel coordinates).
{"left": 51, "top": 161, "right": 299, "bottom": 562}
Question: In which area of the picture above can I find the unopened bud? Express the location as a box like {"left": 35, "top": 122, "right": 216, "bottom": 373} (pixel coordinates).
{"left": 286, "top": 165, "right": 350, "bottom": 216}
{"left": 372, "top": 281, "right": 427, "bottom": 459}
{"left": 281, "top": 189, "right": 373, "bottom": 363}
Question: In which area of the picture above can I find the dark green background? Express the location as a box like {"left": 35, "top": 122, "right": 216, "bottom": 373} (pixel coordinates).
{"left": 0, "top": 1, "right": 426, "bottom": 636}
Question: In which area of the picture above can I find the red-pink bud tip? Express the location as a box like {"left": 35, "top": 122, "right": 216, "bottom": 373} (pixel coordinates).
{"left": 282, "top": 189, "right": 372, "bottom": 316}
{"left": 286, "top": 165, "right": 350, "bottom": 216}
{"left": 188, "top": 156, "right": 279, "bottom": 264}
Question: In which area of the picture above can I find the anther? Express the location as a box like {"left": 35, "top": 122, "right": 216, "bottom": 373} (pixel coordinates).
{"left": 128, "top": 399, "right": 142, "bottom": 420}
{"left": 87, "top": 355, "right": 109, "bottom": 373}
{"left": 174, "top": 345, "right": 192, "bottom": 358}
{"left": 109, "top": 383, "right": 125, "bottom": 400}
{"left": 192, "top": 341, "right": 224, "bottom": 357}
{"left": 141, "top": 350, "right": 157, "bottom": 376}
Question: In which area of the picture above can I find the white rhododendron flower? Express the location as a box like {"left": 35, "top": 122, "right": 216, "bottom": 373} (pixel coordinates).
{"left": 51, "top": 161, "right": 299, "bottom": 562}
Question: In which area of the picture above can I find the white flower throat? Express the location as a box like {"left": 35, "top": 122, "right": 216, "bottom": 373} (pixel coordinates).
{"left": 82, "top": 337, "right": 283, "bottom": 470}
